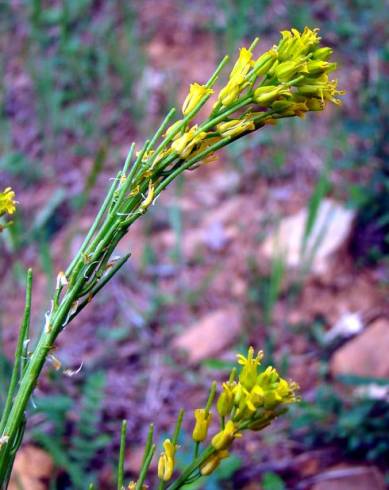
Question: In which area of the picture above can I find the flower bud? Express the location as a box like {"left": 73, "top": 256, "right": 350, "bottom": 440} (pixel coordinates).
{"left": 218, "top": 75, "right": 245, "bottom": 106}
{"left": 274, "top": 60, "right": 303, "bottom": 82}
{"left": 200, "top": 450, "right": 229, "bottom": 475}
{"left": 253, "top": 49, "right": 278, "bottom": 76}
{"left": 216, "top": 383, "right": 235, "bottom": 417}
{"left": 182, "top": 83, "right": 213, "bottom": 116}
{"left": 312, "top": 47, "right": 333, "bottom": 61}
{"left": 272, "top": 100, "right": 308, "bottom": 117}
{"left": 216, "top": 119, "right": 255, "bottom": 138}
{"left": 192, "top": 409, "right": 212, "bottom": 442}
{"left": 211, "top": 420, "right": 241, "bottom": 451}
{"left": 157, "top": 439, "right": 176, "bottom": 481}
{"left": 254, "top": 86, "right": 291, "bottom": 105}
{"left": 171, "top": 126, "right": 206, "bottom": 159}
{"left": 306, "top": 60, "right": 336, "bottom": 76}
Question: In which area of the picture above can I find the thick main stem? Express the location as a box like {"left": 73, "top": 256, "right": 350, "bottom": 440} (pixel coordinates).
{"left": 0, "top": 282, "right": 82, "bottom": 483}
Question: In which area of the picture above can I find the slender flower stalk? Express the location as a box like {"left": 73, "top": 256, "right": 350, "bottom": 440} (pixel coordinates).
{"left": 0, "top": 27, "right": 343, "bottom": 486}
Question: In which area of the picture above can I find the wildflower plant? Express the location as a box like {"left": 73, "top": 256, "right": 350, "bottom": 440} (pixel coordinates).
{"left": 119, "top": 347, "right": 298, "bottom": 490}
{"left": 0, "top": 27, "right": 343, "bottom": 487}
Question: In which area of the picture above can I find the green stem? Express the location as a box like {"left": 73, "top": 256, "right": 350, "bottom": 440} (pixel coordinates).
{"left": 0, "top": 275, "right": 84, "bottom": 481}
{"left": 0, "top": 269, "right": 32, "bottom": 435}
{"left": 136, "top": 444, "right": 155, "bottom": 490}
{"left": 66, "top": 170, "right": 120, "bottom": 278}
{"left": 117, "top": 420, "right": 127, "bottom": 490}
{"left": 173, "top": 409, "right": 184, "bottom": 445}
{"left": 140, "top": 424, "right": 154, "bottom": 471}
{"left": 166, "top": 446, "right": 215, "bottom": 490}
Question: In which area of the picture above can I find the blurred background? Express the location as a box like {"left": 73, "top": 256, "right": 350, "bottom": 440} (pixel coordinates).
{"left": 0, "top": 1, "right": 388, "bottom": 489}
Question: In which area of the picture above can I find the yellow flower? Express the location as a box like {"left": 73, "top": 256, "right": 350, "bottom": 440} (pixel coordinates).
{"left": 182, "top": 83, "right": 213, "bottom": 116}
{"left": 216, "top": 118, "right": 255, "bottom": 138}
{"left": 297, "top": 79, "right": 345, "bottom": 105}
{"left": 233, "top": 383, "right": 265, "bottom": 421}
{"left": 200, "top": 450, "right": 229, "bottom": 476}
{"left": 157, "top": 439, "right": 176, "bottom": 481}
{"left": 218, "top": 75, "right": 246, "bottom": 107}
{"left": 257, "top": 366, "right": 279, "bottom": 387}
{"left": 230, "top": 47, "right": 253, "bottom": 80}
{"left": 217, "top": 46, "right": 254, "bottom": 107}
{"left": 171, "top": 126, "right": 207, "bottom": 159}
{"left": 255, "top": 366, "right": 299, "bottom": 409}
{"left": 277, "top": 27, "right": 320, "bottom": 61}
{"left": 0, "top": 187, "right": 16, "bottom": 216}
{"left": 300, "top": 27, "right": 321, "bottom": 49}
{"left": 245, "top": 384, "right": 265, "bottom": 412}
{"left": 237, "top": 347, "right": 263, "bottom": 390}
{"left": 192, "top": 409, "right": 212, "bottom": 442}
{"left": 232, "top": 382, "right": 248, "bottom": 406}
{"left": 254, "top": 85, "right": 291, "bottom": 105}
{"left": 211, "top": 420, "right": 241, "bottom": 451}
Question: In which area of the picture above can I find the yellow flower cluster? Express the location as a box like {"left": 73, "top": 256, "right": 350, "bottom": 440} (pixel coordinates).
{"left": 154, "top": 348, "right": 297, "bottom": 483}
{"left": 199, "top": 347, "right": 298, "bottom": 476}
{"left": 162, "top": 27, "right": 343, "bottom": 169}
{"left": 254, "top": 27, "right": 344, "bottom": 114}
{"left": 215, "top": 27, "right": 344, "bottom": 117}
{"left": 0, "top": 187, "right": 16, "bottom": 217}
{"left": 216, "top": 347, "right": 298, "bottom": 427}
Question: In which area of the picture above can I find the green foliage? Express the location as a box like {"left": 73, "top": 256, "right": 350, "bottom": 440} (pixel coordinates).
{"left": 32, "top": 371, "right": 109, "bottom": 489}
{"left": 261, "top": 471, "right": 286, "bottom": 490}
{"left": 290, "top": 380, "right": 389, "bottom": 465}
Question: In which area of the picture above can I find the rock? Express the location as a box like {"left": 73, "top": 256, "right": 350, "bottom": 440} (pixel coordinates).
{"left": 331, "top": 318, "right": 389, "bottom": 378}
{"left": 311, "top": 465, "right": 386, "bottom": 490}
{"left": 261, "top": 199, "right": 355, "bottom": 275}
{"left": 324, "top": 312, "right": 364, "bottom": 344}
{"left": 159, "top": 197, "right": 243, "bottom": 259}
{"left": 125, "top": 445, "right": 157, "bottom": 474}
{"left": 9, "top": 445, "right": 53, "bottom": 490}
{"left": 173, "top": 307, "right": 241, "bottom": 364}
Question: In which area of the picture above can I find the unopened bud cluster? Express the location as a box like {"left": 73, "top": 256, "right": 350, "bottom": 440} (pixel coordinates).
{"left": 198, "top": 347, "right": 298, "bottom": 475}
